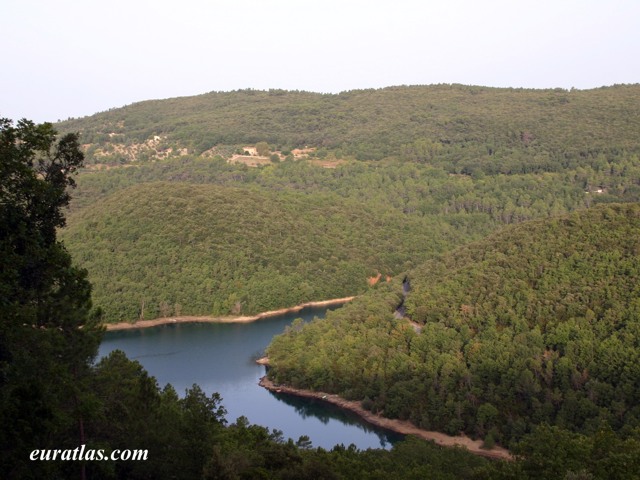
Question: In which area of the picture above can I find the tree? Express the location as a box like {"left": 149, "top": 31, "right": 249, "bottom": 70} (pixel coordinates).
{"left": 256, "top": 141, "right": 270, "bottom": 156}
{"left": 0, "top": 118, "right": 103, "bottom": 479}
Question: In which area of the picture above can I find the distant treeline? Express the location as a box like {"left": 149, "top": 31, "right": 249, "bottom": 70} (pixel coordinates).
{"left": 57, "top": 84, "right": 640, "bottom": 175}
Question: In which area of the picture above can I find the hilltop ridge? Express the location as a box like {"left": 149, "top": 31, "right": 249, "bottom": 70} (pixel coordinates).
{"left": 57, "top": 84, "right": 640, "bottom": 174}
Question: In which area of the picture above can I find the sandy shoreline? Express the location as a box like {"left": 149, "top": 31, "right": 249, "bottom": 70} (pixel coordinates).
{"left": 104, "top": 297, "right": 355, "bottom": 331}
{"left": 259, "top": 376, "right": 513, "bottom": 461}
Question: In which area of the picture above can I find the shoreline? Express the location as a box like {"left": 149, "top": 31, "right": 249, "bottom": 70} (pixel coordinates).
{"left": 104, "top": 297, "right": 355, "bottom": 331}
{"left": 259, "top": 376, "right": 513, "bottom": 461}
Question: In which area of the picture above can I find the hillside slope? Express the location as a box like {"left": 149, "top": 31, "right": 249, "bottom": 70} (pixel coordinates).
{"left": 61, "top": 181, "right": 460, "bottom": 322}
{"left": 266, "top": 203, "right": 640, "bottom": 446}
{"left": 57, "top": 84, "right": 640, "bottom": 174}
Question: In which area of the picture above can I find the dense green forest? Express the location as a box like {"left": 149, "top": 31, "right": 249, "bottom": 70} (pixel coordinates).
{"left": 61, "top": 180, "right": 460, "bottom": 322}
{"left": 6, "top": 84, "right": 640, "bottom": 477}
{"left": 56, "top": 84, "right": 640, "bottom": 323}
{"left": 266, "top": 205, "right": 640, "bottom": 464}
{"left": 57, "top": 84, "right": 640, "bottom": 177}
{"left": 61, "top": 153, "right": 640, "bottom": 322}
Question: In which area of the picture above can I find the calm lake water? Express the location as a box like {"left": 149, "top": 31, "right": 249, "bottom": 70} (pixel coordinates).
{"left": 99, "top": 306, "right": 403, "bottom": 450}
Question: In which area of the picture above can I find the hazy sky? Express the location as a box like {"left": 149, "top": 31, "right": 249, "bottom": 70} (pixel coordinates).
{"left": 2, "top": 0, "right": 639, "bottom": 123}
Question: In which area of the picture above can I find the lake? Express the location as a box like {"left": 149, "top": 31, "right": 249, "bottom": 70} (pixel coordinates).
{"left": 98, "top": 306, "right": 403, "bottom": 450}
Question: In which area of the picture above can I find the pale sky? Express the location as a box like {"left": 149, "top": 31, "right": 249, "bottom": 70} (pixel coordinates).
{"left": 2, "top": 0, "right": 639, "bottom": 123}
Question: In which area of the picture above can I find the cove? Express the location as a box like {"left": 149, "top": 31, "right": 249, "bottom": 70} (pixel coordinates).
{"left": 99, "top": 305, "right": 404, "bottom": 450}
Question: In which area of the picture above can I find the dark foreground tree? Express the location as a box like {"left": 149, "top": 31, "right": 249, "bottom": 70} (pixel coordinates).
{"left": 0, "top": 118, "right": 103, "bottom": 479}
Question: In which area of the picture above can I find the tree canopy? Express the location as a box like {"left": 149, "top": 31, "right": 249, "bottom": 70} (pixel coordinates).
{"left": 267, "top": 204, "right": 640, "bottom": 456}
{"left": 56, "top": 84, "right": 640, "bottom": 324}
{"left": 0, "top": 118, "right": 102, "bottom": 478}
{"left": 57, "top": 85, "right": 640, "bottom": 174}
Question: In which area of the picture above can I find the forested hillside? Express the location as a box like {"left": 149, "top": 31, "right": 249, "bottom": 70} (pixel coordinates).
{"left": 57, "top": 85, "right": 640, "bottom": 324}
{"left": 266, "top": 204, "right": 640, "bottom": 453}
{"left": 62, "top": 148, "right": 640, "bottom": 323}
{"left": 57, "top": 84, "right": 640, "bottom": 175}
{"left": 61, "top": 181, "right": 461, "bottom": 322}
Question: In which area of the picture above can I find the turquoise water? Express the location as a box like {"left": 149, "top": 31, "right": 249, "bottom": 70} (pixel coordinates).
{"left": 99, "top": 306, "right": 403, "bottom": 450}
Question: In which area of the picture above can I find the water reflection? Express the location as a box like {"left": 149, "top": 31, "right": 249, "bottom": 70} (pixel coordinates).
{"left": 267, "top": 391, "right": 403, "bottom": 449}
